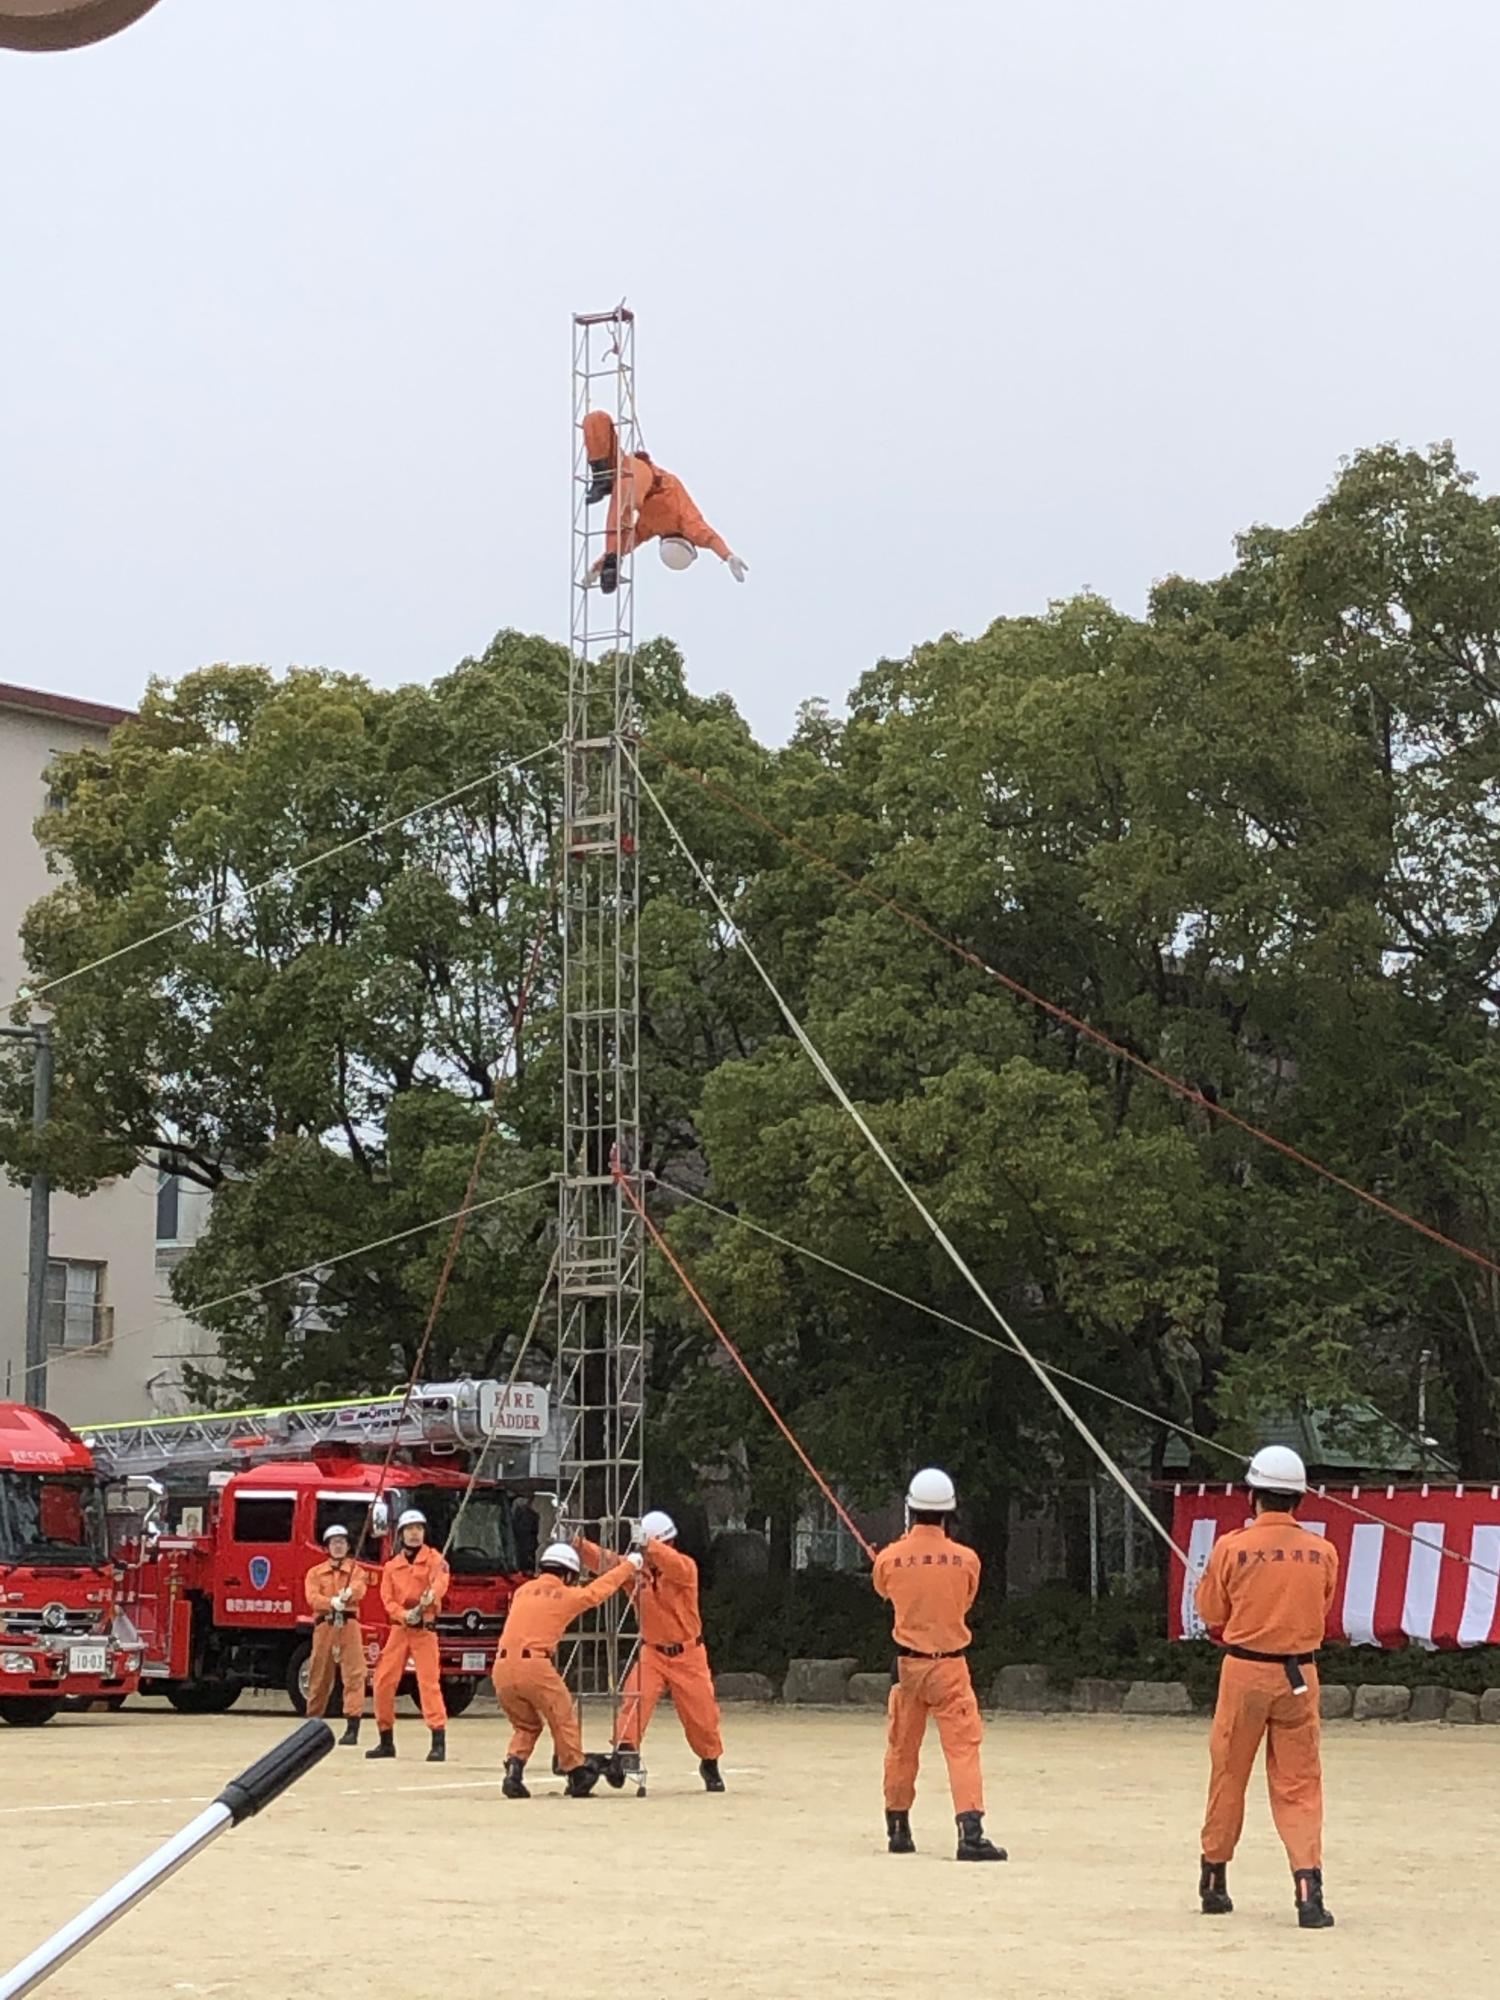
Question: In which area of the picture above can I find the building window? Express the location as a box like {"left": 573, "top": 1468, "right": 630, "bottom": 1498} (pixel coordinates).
{"left": 155, "top": 1170, "right": 181, "bottom": 1243}
{"left": 43, "top": 1259, "right": 111, "bottom": 1353}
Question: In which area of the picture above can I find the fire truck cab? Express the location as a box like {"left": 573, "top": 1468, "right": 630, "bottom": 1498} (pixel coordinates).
{"left": 0, "top": 1401, "right": 143, "bottom": 1726}
{"left": 94, "top": 1380, "right": 549, "bottom": 1716}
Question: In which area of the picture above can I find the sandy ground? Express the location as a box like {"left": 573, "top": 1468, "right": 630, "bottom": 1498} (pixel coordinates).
{"left": 3, "top": 1697, "right": 1496, "bottom": 2000}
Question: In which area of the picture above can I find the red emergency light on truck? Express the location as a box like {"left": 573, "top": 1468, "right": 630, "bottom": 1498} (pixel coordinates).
{"left": 87, "top": 1378, "right": 549, "bottom": 1716}
{"left": 0, "top": 1401, "right": 143, "bottom": 1726}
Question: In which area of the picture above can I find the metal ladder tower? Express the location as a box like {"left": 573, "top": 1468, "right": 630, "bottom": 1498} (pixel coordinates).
{"left": 552, "top": 307, "right": 646, "bottom": 1734}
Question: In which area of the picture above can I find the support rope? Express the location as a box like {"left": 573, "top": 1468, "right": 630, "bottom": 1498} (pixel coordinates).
{"left": 637, "top": 738, "right": 1500, "bottom": 1287}
{"left": 659, "top": 1181, "right": 1500, "bottom": 1585}
{"left": 626, "top": 746, "right": 1188, "bottom": 1570}
{"left": 613, "top": 1162, "right": 876, "bottom": 1561}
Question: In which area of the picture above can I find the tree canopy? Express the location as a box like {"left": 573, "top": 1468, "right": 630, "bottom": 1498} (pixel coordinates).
{"left": 8, "top": 442, "right": 1500, "bottom": 1569}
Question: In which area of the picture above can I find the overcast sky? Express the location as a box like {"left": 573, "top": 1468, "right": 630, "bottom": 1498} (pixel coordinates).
{"left": 3, "top": 1, "right": 1498, "bottom": 746}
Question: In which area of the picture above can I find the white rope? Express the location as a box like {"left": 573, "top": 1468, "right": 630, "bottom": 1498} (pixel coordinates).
{"left": 14, "top": 739, "right": 559, "bottom": 1008}
{"left": 31, "top": 1178, "right": 553, "bottom": 1386}
{"left": 627, "top": 746, "right": 1188, "bottom": 1567}
{"left": 441, "top": 1245, "right": 558, "bottom": 1557}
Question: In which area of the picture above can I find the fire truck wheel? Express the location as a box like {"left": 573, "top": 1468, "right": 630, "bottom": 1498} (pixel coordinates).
{"left": 164, "top": 1682, "right": 242, "bottom": 1715}
{"left": 0, "top": 1698, "right": 61, "bottom": 1726}
{"left": 285, "top": 1639, "right": 313, "bottom": 1715}
{"left": 439, "top": 1678, "right": 476, "bottom": 1718}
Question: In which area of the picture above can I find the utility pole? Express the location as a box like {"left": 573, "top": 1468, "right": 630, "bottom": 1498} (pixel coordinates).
{"left": 1, "top": 1021, "right": 53, "bottom": 1409}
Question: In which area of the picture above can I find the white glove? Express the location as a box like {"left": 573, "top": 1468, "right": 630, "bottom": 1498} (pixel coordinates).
{"left": 332, "top": 1591, "right": 350, "bottom": 1613}
{"left": 419, "top": 1589, "right": 434, "bottom": 1608}
{"left": 625, "top": 1551, "right": 644, "bottom": 1572}
{"left": 404, "top": 1606, "right": 423, "bottom": 1627}
{"left": 726, "top": 554, "right": 748, "bottom": 583}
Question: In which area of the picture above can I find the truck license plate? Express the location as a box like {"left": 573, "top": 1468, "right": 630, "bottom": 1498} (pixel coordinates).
{"left": 460, "top": 1650, "right": 488, "bottom": 1673}
{"left": 69, "top": 1645, "right": 108, "bottom": 1676}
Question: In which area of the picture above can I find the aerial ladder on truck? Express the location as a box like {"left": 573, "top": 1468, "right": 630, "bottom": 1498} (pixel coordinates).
{"left": 82, "top": 1379, "right": 553, "bottom": 1483}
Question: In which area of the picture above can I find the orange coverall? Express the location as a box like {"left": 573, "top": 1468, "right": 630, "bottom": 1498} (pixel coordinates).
{"left": 303, "top": 1555, "right": 369, "bottom": 1721}
{"left": 581, "top": 410, "right": 732, "bottom": 564}
{"left": 873, "top": 1523, "right": 985, "bottom": 1817}
{"left": 491, "top": 1561, "right": 636, "bottom": 1772}
{"left": 373, "top": 1544, "right": 451, "bottom": 1731}
{"left": 1196, "top": 1512, "right": 1339, "bottom": 1872}
{"left": 577, "top": 1536, "right": 724, "bottom": 1760}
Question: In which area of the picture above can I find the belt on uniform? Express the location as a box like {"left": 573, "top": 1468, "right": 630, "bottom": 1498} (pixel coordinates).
{"left": 1224, "top": 1644, "right": 1317, "bottom": 1695}
{"left": 651, "top": 1637, "right": 704, "bottom": 1658}
{"left": 496, "top": 1647, "right": 553, "bottom": 1661}
{"left": 895, "top": 1646, "right": 967, "bottom": 1661}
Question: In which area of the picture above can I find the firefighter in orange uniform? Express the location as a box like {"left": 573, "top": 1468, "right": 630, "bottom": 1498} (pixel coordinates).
{"left": 303, "top": 1523, "right": 368, "bottom": 1745}
{"left": 366, "top": 1508, "right": 450, "bottom": 1764}
{"left": 493, "top": 1542, "right": 640, "bottom": 1798}
{"left": 873, "top": 1467, "right": 1004, "bottom": 1863}
{"left": 576, "top": 1509, "right": 727, "bottom": 1793}
{"left": 1196, "top": 1444, "right": 1339, "bottom": 1930}
{"left": 581, "top": 410, "right": 747, "bottom": 593}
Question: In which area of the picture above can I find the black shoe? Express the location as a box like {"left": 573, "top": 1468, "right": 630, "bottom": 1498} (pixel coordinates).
{"left": 339, "top": 1719, "right": 361, "bottom": 1747}
{"left": 585, "top": 459, "right": 614, "bottom": 504}
{"left": 565, "top": 1763, "right": 602, "bottom": 1798}
{"left": 501, "top": 1755, "right": 530, "bottom": 1800}
{"left": 955, "top": 1811, "right": 1007, "bottom": 1862}
{"left": 599, "top": 552, "right": 619, "bottom": 595}
{"left": 699, "top": 1758, "right": 727, "bottom": 1793}
{"left": 1199, "top": 1858, "right": 1233, "bottom": 1915}
{"left": 603, "top": 1750, "right": 628, "bottom": 1791}
{"left": 886, "top": 1810, "right": 916, "bottom": 1854}
{"left": 426, "top": 1728, "right": 446, "bottom": 1764}
{"left": 1294, "top": 1868, "right": 1335, "bottom": 1929}
{"left": 365, "top": 1730, "right": 395, "bottom": 1760}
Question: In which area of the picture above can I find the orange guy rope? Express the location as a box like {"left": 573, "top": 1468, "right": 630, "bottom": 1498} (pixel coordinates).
{"left": 612, "top": 1155, "right": 877, "bottom": 1562}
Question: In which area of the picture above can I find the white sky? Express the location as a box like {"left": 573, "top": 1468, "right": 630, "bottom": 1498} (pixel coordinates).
{"left": 3, "top": 0, "right": 1498, "bottom": 745}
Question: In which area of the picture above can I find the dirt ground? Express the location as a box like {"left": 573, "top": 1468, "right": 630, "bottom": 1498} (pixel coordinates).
{"left": 3, "top": 1697, "right": 1494, "bottom": 2000}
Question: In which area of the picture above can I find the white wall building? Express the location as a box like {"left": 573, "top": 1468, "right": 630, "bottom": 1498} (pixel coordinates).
{"left": 0, "top": 682, "right": 211, "bottom": 1424}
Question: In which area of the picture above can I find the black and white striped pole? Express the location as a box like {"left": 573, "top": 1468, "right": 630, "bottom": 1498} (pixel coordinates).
{"left": 0, "top": 1719, "right": 333, "bottom": 1999}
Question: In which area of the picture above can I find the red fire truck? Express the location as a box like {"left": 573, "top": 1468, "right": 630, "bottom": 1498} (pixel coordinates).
{"left": 0, "top": 1401, "right": 144, "bottom": 1726}
{"left": 86, "top": 1378, "right": 550, "bottom": 1716}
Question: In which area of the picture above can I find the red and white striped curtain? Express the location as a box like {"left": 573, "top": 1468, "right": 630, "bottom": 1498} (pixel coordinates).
{"left": 1168, "top": 1484, "right": 1500, "bottom": 1649}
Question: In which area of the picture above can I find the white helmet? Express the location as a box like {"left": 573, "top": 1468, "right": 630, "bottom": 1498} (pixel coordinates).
{"left": 906, "top": 1468, "right": 958, "bottom": 1514}
{"left": 659, "top": 536, "right": 698, "bottom": 571}
{"left": 396, "top": 1508, "right": 427, "bottom": 1531}
{"left": 322, "top": 1523, "right": 350, "bottom": 1545}
{"left": 539, "top": 1542, "right": 581, "bottom": 1576}
{"left": 1245, "top": 1446, "right": 1308, "bottom": 1495}
{"left": 639, "top": 1509, "right": 677, "bottom": 1543}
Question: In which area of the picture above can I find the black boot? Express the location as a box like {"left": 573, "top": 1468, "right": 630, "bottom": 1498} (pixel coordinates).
{"left": 1199, "top": 1858, "right": 1233, "bottom": 1915}
{"left": 564, "top": 1762, "right": 602, "bottom": 1798}
{"left": 426, "top": 1728, "right": 446, "bottom": 1764}
{"left": 699, "top": 1758, "right": 727, "bottom": 1794}
{"left": 599, "top": 552, "right": 619, "bottom": 595}
{"left": 886, "top": 1810, "right": 916, "bottom": 1854}
{"left": 585, "top": 459, "right": 614, "bottom": 504}
{"left": 339, "top": 1718, "right": 361, "bottom": 1747}
{"left": 1293, "top": 1868, "right": 1335, "bottom": 1929}
{"left": 501, "top": 1755, "right": 530, "bottom": 1800}
{"left": 365, "top": 1729, "right": 395, "bottom": 1760}
{"left": 955, "top": 1811, "right": 1007, "bottom": 1862}
{"left": 603, "top": 1749, "right": 628, "bottom": 1791}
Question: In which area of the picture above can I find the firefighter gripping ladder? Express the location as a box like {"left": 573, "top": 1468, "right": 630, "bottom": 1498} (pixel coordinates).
{"left": 552, "top": 307, "right": 647, "bottom": 1748}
